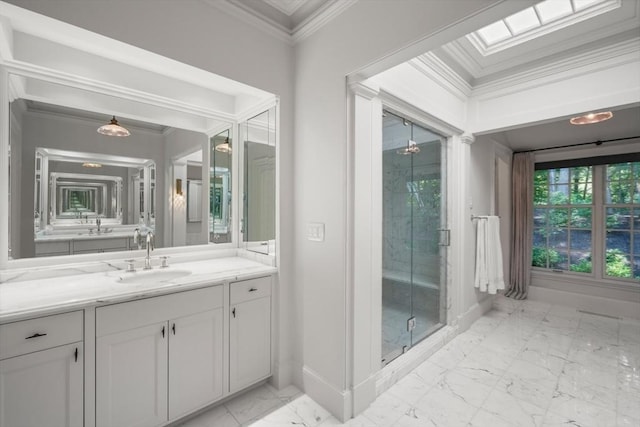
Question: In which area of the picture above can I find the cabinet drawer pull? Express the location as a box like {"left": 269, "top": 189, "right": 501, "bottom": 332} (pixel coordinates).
{"left": 248, "top": 288, "right": 258, "bottom": 292}
{"left": 162, "top": 326, "right": 165, "bottom": 338}
{"left": 74, "top": 347, "right": 78, "bottom": 362}
{"left": 232, "top": 308, "right": 236, "bottom": 318}
{"left": 25, "top": 332, "right": 47, "bottom": 340}
{"left": 172, "top": 323, "right": 176, "bottom": 335}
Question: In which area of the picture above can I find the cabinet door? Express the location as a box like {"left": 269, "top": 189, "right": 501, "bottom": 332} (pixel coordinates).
{"left": 96, "top": 322, "right": 168, "bottom": 427}
{"left": 0, "top": 342, "right": 83, "bottom": 427}
{"left": 168, "top": 308, "right": 224, "bottom": 420}
{"left": 229, "top": 296, "right": 271, "bottom": 392}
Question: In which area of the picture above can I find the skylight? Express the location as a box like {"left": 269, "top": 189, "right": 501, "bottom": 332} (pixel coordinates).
{"left": 469, "top": 0, "right": 620, "bottom": 56}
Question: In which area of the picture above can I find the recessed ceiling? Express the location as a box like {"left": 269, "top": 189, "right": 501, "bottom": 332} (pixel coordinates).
{"left": 433, "top": 0, "right": 639, "bottom": 85}
{"left": 483, "top": 105, "right": 640, "bottom": 152}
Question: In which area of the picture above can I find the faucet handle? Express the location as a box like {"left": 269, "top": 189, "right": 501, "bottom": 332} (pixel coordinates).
{"left": 160, "top": 256, "right": 169, "bottom": 268}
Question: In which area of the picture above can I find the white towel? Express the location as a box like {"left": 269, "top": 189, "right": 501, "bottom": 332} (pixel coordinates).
{"left": 474, "top": 216, "right": 505, "bottom": 294}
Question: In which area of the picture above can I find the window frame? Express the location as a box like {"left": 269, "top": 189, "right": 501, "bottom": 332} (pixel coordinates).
{"left": 531, "top": 158, "right": 639, "bottom": 286}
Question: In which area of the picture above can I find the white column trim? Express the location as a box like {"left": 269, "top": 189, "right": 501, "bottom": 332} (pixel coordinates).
{"left": 0, "top": 67, "right": 8, "bottom": 268}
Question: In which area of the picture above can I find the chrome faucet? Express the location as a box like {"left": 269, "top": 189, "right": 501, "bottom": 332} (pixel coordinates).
{"left": 96, "top": 217, "right": 101, "bottom": 233}
{"left": 144, "top": 231, "right": 154, "bottom": 270}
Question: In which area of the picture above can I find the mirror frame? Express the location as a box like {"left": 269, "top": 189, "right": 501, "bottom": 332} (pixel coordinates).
{"left": 0, "top": 3, "right": 278, "bottom": 269}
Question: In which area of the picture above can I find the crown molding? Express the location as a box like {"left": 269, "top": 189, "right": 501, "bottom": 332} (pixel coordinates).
{"left": 292, "top": 0, "right": 357, "bottom": 43}
{"left": 460, "top": 133, "right": 475, "bottom": 145}
{"left": 410, "top": 53, "right": 473, "bottom": 100}
{"left": 202, "top": 0, "right": 293, "bottom": 44}
{"left": 203, "top": 0, "right": 356, "bottom": 45}
{"left": 262, "top": 0, "right": 306, "bottom": 16}
{"left": 472, "top": 36, "right": 640, "bottom": 96}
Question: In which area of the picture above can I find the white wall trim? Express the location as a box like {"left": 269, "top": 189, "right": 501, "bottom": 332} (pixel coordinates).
{"left": 410, "top": 53, "right": 473, "bottom": 100}
{"left": 202, "top": 0, "right": 293, "bottom": 44}
{"left": 456, "top": 295, "right": 494, "bottom": 332}
{"left": 302, "top": 366, "right": 351, "bottom": 422}
{"left": 472, "top": 36, "right": 640, "bottom": 96}
{"left": 292, "top": 0, "right": 359, "bottom": 43}
{"left": 529, "top": 285, "right": 640, "bottom": 320}
{"left": 204, "top": 0, "right": 358, "bottom": 45}
{"left": 377, "top": 89, "right": 464, "bottom": 137}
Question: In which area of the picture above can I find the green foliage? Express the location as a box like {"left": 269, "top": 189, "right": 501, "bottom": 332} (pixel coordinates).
{"left": 570, "top": 258, "right": 592, "bottom": 273}
{"left": 532, "top": 247, "right": 560, "bottom": 268}
{"left": 605, "top": 249, "right": 632, "bottom": 278}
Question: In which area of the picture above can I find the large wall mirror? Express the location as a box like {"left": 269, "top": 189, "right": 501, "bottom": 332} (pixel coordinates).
{"left": 0, "top": 3, "right": 278, "bottom": 266}
{"left": 240, "top": 106, "right": 276, "bottom": 255}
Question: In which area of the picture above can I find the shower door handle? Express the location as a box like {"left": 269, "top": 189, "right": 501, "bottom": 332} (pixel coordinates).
{"left": 438, "top": 229, "right": 450, "bottom": 246}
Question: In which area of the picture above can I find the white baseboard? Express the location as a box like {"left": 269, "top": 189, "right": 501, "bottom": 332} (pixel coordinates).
{"left": 302, "top": 366, "right": 352, "bottom": 422}
{"left": 270, "top": 358, "right": 294, "bottom": 390}
{"left": 529, "top": 285, "right": 640, "bottom": 320}
{"left": 457, "top": 295, "right": 494, "bottom": 332}
{"left": 352, "top": 375, "right": 376, "bottom": 416}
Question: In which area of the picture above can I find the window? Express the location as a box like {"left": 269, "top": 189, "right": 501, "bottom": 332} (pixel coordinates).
{"left": 605, "top": 163, "right": 640, "bottom": 279}
{"left": 532, "top": 161, "right": 640, "bottom": 282}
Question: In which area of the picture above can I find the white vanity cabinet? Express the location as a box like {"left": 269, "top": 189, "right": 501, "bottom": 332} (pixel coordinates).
{"left": 0, "top": 311, "right": 84, "bottom": 427}
{"left": 95, "top": 286, "right": 224, "bottom": 427}
{"left": 229, "top": 276, "right": 272, "bottom": 393}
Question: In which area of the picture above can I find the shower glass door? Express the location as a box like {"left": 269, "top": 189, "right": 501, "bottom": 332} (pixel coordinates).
{"left": 381, "top": 111, "right": 447, "bottom": 365}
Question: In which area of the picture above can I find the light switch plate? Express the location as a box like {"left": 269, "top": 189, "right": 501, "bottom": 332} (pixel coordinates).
{"left": 307, "top": 222, "right": 325, "bottom": 241}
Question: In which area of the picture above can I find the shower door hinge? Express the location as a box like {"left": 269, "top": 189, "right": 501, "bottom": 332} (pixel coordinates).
{"left": 407, "top": 316, "right": 416, "bottom": 332}
{"left": 438, "top": 229, "right": 451, "bottom": 246}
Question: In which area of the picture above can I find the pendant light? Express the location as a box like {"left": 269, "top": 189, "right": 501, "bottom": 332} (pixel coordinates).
{"left": 397, "top": 120, "right": 420, "bottom": 155}
{"left": 215, "top": 129, "right": 232, "bottom": 153}
{"left": 97, "top": 116, "right": 130, "bottom": 137}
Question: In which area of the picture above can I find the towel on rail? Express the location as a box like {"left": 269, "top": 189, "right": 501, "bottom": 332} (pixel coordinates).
{"left": 474, "top": 216, "right": 505, "bottom": 294}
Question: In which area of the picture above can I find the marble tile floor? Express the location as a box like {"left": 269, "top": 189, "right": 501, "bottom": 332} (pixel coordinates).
{"left": 178, "top": 295, "right": 640, "bottom": 427}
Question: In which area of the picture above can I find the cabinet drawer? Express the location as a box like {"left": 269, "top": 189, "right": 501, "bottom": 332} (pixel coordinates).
{"left": 73, "top": 238, "right": 128, "bottom": 252}
{"left": 97, "top": 285, "right": 223, "bottom": 337}
{"left": 230, "top": 276, "right": 271, "bottom": 305}
{"left": 35, "top": 241, "right": 71, "bottom": 256}
{"left": 0, "top": 311, "right": 83, "bottom": 360}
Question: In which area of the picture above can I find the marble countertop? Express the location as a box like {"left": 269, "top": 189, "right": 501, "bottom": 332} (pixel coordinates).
{"left": 0, "top": 256, "right": 276, "bottom": 322}
{"left": 34, "top": 231, "right": 133, "bottom": 242}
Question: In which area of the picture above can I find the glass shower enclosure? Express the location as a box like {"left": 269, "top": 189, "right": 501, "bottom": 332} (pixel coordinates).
{"left": 381, "top": 111, "right": 447, "bottom": 365}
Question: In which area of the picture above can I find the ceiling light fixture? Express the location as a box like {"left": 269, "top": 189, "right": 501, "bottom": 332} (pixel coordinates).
{"left": 569, "top": 111, "right": 613, "bottom": 125}
{"left": 97, "top": 116, "right": 131, "bottom": 137}
{"left": 397, "top": 139, "right": 421, "bottom": 155}
{"left": 214, "top": 129, "right": 232, "bottom": 153}
{"left": 82, "top": 162, "right": 102, "bottom": 168}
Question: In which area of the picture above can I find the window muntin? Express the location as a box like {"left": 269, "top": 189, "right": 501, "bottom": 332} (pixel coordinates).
{"left": 533, "top": 167, "right": 593, "bottom": 272}
{"left": 532, "top": 161, "right": 640, "bottom": 282}
{"left": 604, "top": 162, "right": 640, "bottom": 279}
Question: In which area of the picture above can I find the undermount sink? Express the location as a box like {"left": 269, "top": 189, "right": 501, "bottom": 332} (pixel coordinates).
{"left": 116, "top": 269, "right": 192, "bottom": 284}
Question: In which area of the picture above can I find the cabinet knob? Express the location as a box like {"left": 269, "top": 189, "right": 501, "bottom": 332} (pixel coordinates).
{"left": 162, "top": 326, "right": 165, "bottom": 337}
{"left": 74, "top": 347, "right": 78, "bottom": 362}
{"left": 25, "top": 332, "right": 47, "bottom": 340}
{"left": 232, "top": 308, "right": 236, "bottom": 318}
{"left": 172, "top": 323, "right": 176, "bottom": 335}
{"left": 249, "top": 288, "right": 258, "bottom": 292}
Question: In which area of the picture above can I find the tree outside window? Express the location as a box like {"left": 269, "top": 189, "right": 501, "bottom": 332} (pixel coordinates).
{"left": 532, "top": 161, "right": 640, "bottom": 282}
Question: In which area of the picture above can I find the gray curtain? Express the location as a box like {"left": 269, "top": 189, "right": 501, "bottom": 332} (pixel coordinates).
{"left": 504, "top": 152, "right": 534, "bottom": 299}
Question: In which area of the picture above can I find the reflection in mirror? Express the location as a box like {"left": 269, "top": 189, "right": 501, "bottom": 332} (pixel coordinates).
{"left": 7, "top": 88, "right": 206, "bottom": 259}
{"left": 187, "top": 180, "right": 203, "bottom": 223}
{"left": 241, "top": 106, "right": 276, "bottom": 254}
{"left": 210, "top": 129, "right": 232, "bottom": 244}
